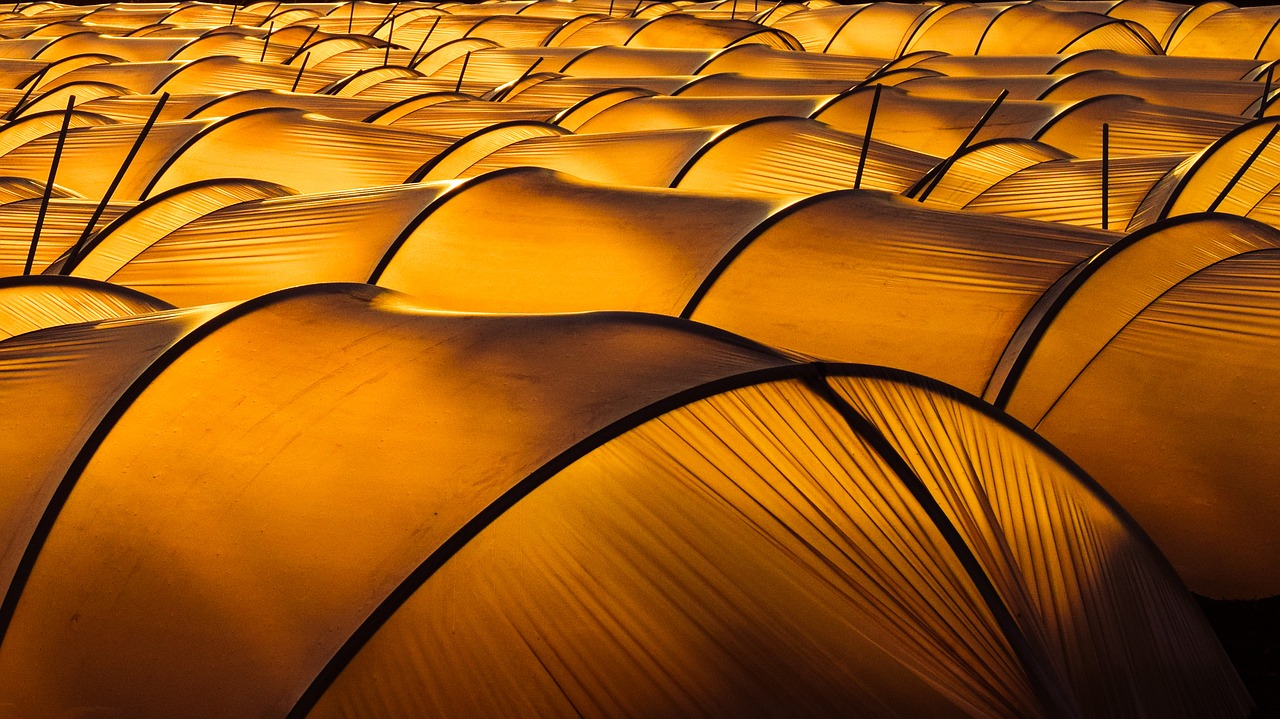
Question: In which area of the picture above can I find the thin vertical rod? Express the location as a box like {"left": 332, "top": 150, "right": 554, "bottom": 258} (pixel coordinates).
{"left": 291, "top": 52, "right": 310, "bottom": 92}
{"left": 379, "top": 1, "right": 398, "bottom": 31}
{"left": 608, "top": 0, "right": 614, "bottom": 15}
{"left": 408, "top": 17, "right": 439, "bottom": 68}
{"left": 494, "top": 61, "right": 538, "bottom": 102}
{"left": 384, "top": 14, "right": 394, "bottom": 66}
{"left": 731, "top": 0, "right": 737, "bottom": 19}
{"left": 917, "top": 88, "right": 1008, "bottom": 202}
{"left": 1260, "top": 64, "right": 1274, "bottom": 120}
{"left": 64, "top": 93, "right": 168, "bottom": 274}
{"left": 853, "top": 83, "right": 881, "bottom": 191}
{"left": 1206, "top": 123, "right": 1280, "bottom": 213}
{"left": 286, "top": 24, "right": 318, "bottom": 62}
{"left": 229, "top": 2, "right": 237, "bottom": 25}
{"left": 348, "top": 0, "right": 355, "bottom": 34}
{"left": 952, "top": 89, "right": 1008, "bottom": 159}
{"left": 1101, "top": 123, "right": 1109, "bottom": 230}
{"left": 24, "top": 95, "right": 74, "bottom": 277}
{"left": 259, "top": 21, "right": 274, "bottom": 62}
{"left": 7, "top": 65, "right": 49, "bottom": 121}
{"left": 454, "top": 51, "right": 470, "bottom": 93}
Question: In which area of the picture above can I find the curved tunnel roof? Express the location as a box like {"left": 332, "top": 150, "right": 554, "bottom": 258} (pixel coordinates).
{"left": 0, "top": 1, "right": 1274, "bottom": 715}
{"left": 0, "top": 282, "right": 1249, "bottom": 719}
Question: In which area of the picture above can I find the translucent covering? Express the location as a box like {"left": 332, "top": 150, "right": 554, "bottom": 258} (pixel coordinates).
{"left": 379, "top": 100, "right": 560, "bottom": 137}
{"left": 40, "top": 60, "right": 183, "bottom": 94}
{"left": 413, "top": 122, "right": 567, "bottom": 182}
{"left": 816, "top": 87, "right": 1060, "bottom": 157}
{"left": 145, "top": 108, "right": 455, "bottom": 197}
{"left": 774, "top": 3, "right": 933, "bottom": 57}
{"left": 0, "top": 285, "right": 791, "bottom": 718}
{"left": 1042, "top": 72, "right": 1262, "bottom": 116}
{"left": 1050, "top": 50, "right": 1262, "bottom": 81}
{"left": 1168, "top": 6, "right": 1280, "bottom": 60}
{"left": 0, "top": 302, "right": 221, "bottom": 617}
{"left": 576, "top": 94, "right": 827, "bottom": 133}
{"left": 675, "top": 116, "right": 938, "bottom": 196}
{"left": 624, "top": 14, "right": 801, "bottom": 50}
{"left": 1162, "top": 120, "right": 1280, "bottom": 224}
{"left": 689, "top": 191, "right": 1112, "bottom": 392}
{"left": 0, "top": 119, "right": 208, "bottom": 200}
{"left": 448, "top": 125, "right": 719, "bottom": 186}
{"left": 1036, "top": 96, "right": 1243, "bottom": 158}
{"left": 965, "top": 155, "right": 1180, "bottom": 230}
{"left": 107, "top": 184, "right": 451, "bottom": 306}
{"left": 309, "top": 378, "right": 1046, "bottom": 719}
{"left": 307, "top": 369, "right": 1247, "bottom": 719}
{"left": 697, "top": 44, "right": 883, "bottom": 80}
{"left": 914, "top": 140, "right": 1071, "bottom": 211}
{"left": 995, "top": 215, "right": 1280, "bottom": 598}
{"left": 1033, "top": 251, "right": 1280, "bottom": 599}
{"left": 378, "top": 168, "right": 783, "bottom": 314}
{"left": 0, "top": 3, "right": 1265, "bottom": 713}
{"left": 187, "top": 90, "right": 389, "bottom": 123}
{"left": 561, "top": 47, "right": 713, "bottom": 78}
{"left": 0, "top": 199, "right": 131, "bottom": 277}
{"left": 676, "top": 73, "right": 859, "bottom": 98}
{"left": 829, "top": 372, "right": 1250, "bottom": 718}
{"left": 0, "top": 276, "right": 171, "bottom": 339}
{"left": 1107, "top": 0, "right": 1194, "bottom": 45}
{"left": 903, "top": 5, "right": 1006, "bottom": 57}
{"left": 977, "top": 5, "right": 1157, "bottom": 56}
{"left": 68, "top": 178, "right": 297, "bottom": 282}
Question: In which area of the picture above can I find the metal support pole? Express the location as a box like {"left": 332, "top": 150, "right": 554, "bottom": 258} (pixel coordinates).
{"left": 25, "top": 95, "right": 74, "bottom": 276}
{"left": 1101, "top": 123, "right": 1109, "bottom": 230}
{"left": 917, "top": 89, "right": 1008, "bottom": 203}
{"left": 854, "top": 84, "right": 881, "bottom": 191}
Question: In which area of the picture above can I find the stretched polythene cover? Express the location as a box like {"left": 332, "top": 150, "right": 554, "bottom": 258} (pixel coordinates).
{"left": 0, "top": 119, "right": 209, "bottom": 200}
{"left": 0, "top": 276, "right": 171, "bottom": 339}
{"left": 814, "top": 88, "right": 1058, "bottom": 157}
{"left": 1168, "top": 6, "right": 1280, "bottom": 60}
{"left": 1000, "top": 215, "right": 1280, "bottom": 598}
{"left": 104, "top": 183, "right": 451, "bottom": 306}
{"left": 1163, "top": 120, "right": 1280, "bottom": 224}
{"left": 996, "top": 215, "right": 1280, "bottom": 597}
{"left": 689, "top": 191, "right": 1112, "bottom": 393}
{"left": 306, "top": 369, "right": 1249, "bottom": 719}
{"left": 0, "top": 284, "right": 792, "bottom": 718}
{"left": 0, "top": 302, "right": 222, "bottom": 612}
{"left": 0, "top": 199, "right": 131, "bottom": 276}
{"left": 66, "top": 178, "right": 297, "bottom": 283}
{"left": 376, "top": 168, "right": 784, "bottom": 315}
{"left": 964, "top": 155, "right": 1181, "bottom": 230}
{"left": 144, "top": 108, "right": 455, "bottom": 197}
{"left": 674, "top": 116, "right": 938, "bottom": 196}
{"left": 446, "top": 126, "right": 719, "bottom": 187}
{"left": 829, "top": 372, "right": 1249, "bottom": 718}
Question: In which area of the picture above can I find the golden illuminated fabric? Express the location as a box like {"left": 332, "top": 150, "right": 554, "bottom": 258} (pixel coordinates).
{"left": 0, "top": 1, "right": 1273, "bottom": 716}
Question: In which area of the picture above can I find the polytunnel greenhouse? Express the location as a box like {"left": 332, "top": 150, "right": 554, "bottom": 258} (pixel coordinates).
{"left": 0, "top": 0, "right": 1276, "bottom": 717}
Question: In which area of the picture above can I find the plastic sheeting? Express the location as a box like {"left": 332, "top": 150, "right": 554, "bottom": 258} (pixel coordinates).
{"left": 0, "top": 1, "right": 1270, "bottom": 714}
{"left": 0, "top": 276, "right": 172, "bottom": 339}
{"left": 688, "top": 191, "right": 1112, "bottom": 392}
{"left": 994, "top": 215, "right": 1280, "bottom": 598}
{"left": 378, "top": 169, "right": 784, "bottom": 314}
{"left": 307, "top": 369, "right": 1246, "bottom": 719}
{"left": 144, "top": 108, "right": 457, "bottom": 196}
{"left": 0, "top": 285, "right": 794, "bottom": 718}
